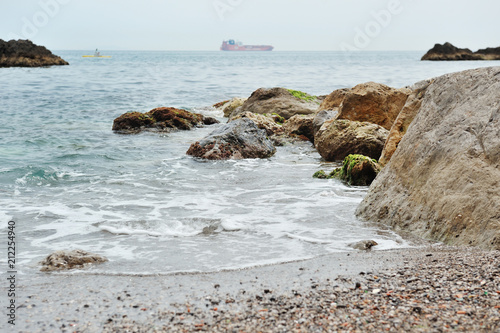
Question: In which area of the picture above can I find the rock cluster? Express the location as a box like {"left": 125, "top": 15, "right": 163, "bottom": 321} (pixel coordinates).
{"left": 39, "top": 249, "right": 108, "bottom": 272}
{"left": 0, "top": 39, "right": 69, "bottom": 67}
{"left": 422, "top": 42, "right": 500, "bottom": 61}
{"left": 314, "top": 82, "right": 409, "bottom": 162}
{"left": 112, "top": 107, "right": 218, "bottom": 134}
{"left": 357, "top": 67, "right": 500, "bottom": 250}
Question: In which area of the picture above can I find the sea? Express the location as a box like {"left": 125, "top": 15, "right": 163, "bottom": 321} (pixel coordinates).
{"left": 0, "top": 51, "right": 496, "bottom": 276}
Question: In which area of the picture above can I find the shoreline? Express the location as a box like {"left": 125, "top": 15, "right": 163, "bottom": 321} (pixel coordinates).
{"left": 13, "top": 245, "right": 500, "bottom": 332}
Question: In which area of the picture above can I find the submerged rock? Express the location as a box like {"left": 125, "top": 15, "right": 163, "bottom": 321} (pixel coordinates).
{"left": 314, "top": 119, "right": 389, "bottom": 161}
{"left": 421, "top": 42, "right": 500, "bottom": 61}
{"left": 348, "top": 240, "right": 378, "bottom": 251}
{"left": 357, "top": 67, "right": 500, "bottom": 250}
{"left": 112, "top": 107, "right": 218, "bottom": 133}
{"left": 0, "top": 39, "right": 69, "bottom": 67}
{"left": 231, "top": 87, "right": 320, "bottom": 120}
{"left": 186, "top": 118, "right": 276, "bottom": 160}
{"left": 313, "top": 154, "right": 381, "bottom": 186}
{"left": 39, "top": 249, "right": 108, "bottom": 271}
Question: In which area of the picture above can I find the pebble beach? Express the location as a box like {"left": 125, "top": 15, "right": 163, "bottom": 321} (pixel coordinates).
{"left": 13, "top": 245, "right": 500, "bottom": 332}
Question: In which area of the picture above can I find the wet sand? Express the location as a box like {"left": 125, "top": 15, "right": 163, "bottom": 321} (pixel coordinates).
{"left": 12, "top": 245, "right": 500, "bottom": 332}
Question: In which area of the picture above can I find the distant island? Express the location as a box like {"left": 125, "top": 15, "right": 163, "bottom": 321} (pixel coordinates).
{"left": 422, "top": 42, "right": 500, "bottom": 61}
{"left": 0, "top": 39, "right": 68, "bottom": 67}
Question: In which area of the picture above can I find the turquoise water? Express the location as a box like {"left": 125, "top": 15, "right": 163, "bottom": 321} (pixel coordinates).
{"left": 0, "top": 51, "right": 496, "bottom": 275}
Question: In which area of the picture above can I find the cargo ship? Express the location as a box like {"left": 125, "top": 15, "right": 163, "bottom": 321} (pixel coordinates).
{"left": 220, "top": 40, "right": 274, "bottom": 51}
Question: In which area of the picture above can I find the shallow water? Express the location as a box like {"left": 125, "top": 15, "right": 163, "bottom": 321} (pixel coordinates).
{"left": 0, "top": 51, "right": 496, "bottom": 275}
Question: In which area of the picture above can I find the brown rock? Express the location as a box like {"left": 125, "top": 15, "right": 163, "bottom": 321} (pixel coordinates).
{"left": 314, "top": 119, "right": 389, "bottom": 161}
{"left": 318, "top": 88, "right": 349, "bottom": 111}
{"left": 112, "top": 107, "right": 218, "bottom": 133}
{"left": 283, "top": 114, "right": 315, "bottom": 142}
{"left": 232, "top": 88, "right": 320, "bottom": 120}
{"left": 0, "top": 39, "right": 68, "bottom": 67}
{"left": 379, "top": 80, "right": 431, "bottom": 166}
{"left": 336, "top": 82, "right": 410, "bottom": 130}
{"left": 40, "top": 249, "right": 108, "bottom": 271}
{"left": 356, "top": 67, "right": 500, "bottom": 250}
{"left": 312, "top": 109, "right": 338, "bottom": 136}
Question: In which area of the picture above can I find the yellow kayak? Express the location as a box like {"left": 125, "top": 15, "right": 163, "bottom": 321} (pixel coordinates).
{"left": 82, "top": 55, "right": 112, "bottom": 58}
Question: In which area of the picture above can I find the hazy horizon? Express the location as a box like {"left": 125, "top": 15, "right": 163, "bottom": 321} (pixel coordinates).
{"left": 1, "top": 0, "right": 499, "bottom": 52}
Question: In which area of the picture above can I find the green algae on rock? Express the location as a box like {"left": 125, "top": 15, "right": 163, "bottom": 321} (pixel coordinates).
{"left": 313, "top": 154, "right": 380, "bottom": 186}
{"left": 286, "top": 89, "right": 319, "bottom": 103}
{"left": 112, "top": 107, "right": 218, "bottom": 134}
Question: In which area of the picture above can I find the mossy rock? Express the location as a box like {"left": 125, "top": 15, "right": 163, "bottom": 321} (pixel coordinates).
{"left": 313, "top": 154, "right": 381, "bottom": 186}
{"left": 112, "top": 107, "right": 212, "bottom": 133}
{"left": 287, "top": 89, "right": 319, "bottom": 103}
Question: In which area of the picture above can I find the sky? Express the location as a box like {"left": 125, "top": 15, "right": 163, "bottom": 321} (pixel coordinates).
{"left": 0, "top": 0, "right": 499, "bottom": 51}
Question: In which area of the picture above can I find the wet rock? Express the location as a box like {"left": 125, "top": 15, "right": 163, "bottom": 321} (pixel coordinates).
{"left": 186, "top": 118, "right": 276, "bottom": 160}
{"left": 229, "top": 111, "right": 284, "bottom": 137}
{"left": 379, "top": 80, "right": 431, "bottom": 166}
{"left": 39, "top": 249, "right": 108, "bottom": 271}
{"left": 421, "top": 42, "right": 500, "bottom": 61}
{"left": 112, "top": 107, "right": 218, "bottom": 134}
{"left": 0, "top": 39, "right": 69, "bottom": 67}
{"left": 315, "top": 119, "right": 389, "bottom": 161}
{"left": 314, "top": 154, "right": 381, "bottom": 186}
{"left": 283, "top": 114, "right": 315, "bottom": 142}
{"left": 231, "top": 87, "right": 320, "bottom": 120}
{"left": 348, "top": 240, "right": 379, "bottom": 251}
{"left": 336, "top": 82, "right": 410, "bottom": 130}
{"left": 357, "top": 67, "right": 500, "bottom": 250}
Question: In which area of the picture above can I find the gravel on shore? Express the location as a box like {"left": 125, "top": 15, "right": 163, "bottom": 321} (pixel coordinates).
{"left": 12, "top": 246, "right": 500, "bottom": 332}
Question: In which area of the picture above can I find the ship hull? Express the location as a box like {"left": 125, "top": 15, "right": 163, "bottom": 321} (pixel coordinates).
{"left": 220, "top": 40, "right": 273, "bottom": 51}
{"left": 221, "top": 45, "right": 274, "bottom": 51}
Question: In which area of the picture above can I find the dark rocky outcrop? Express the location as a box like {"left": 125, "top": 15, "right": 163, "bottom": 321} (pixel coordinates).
{"left": 357, "top": 67, "right": 500, "bottom": 250}
{"left": 230, "top": 88, "right": 320, "bottom": 120}
{"left": 39, "top": 249, "right": 108, "bottom": 271}
{"left": 112, "top": 107, "right": 218, "bottom": 134}
{"left": 314, "top": 119, "right": 389, "bottom": 161}
{"left": 313, "top": 154, "right": 381, "bottom": 186}
{"left": 422, "top": 42, "right": 500, "bottom": 61}
{"left": 186, "top": 118, "right": 276, "bottom": 160}
{"left": 0, "top": 39, "right": 68, "bottom": 67}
